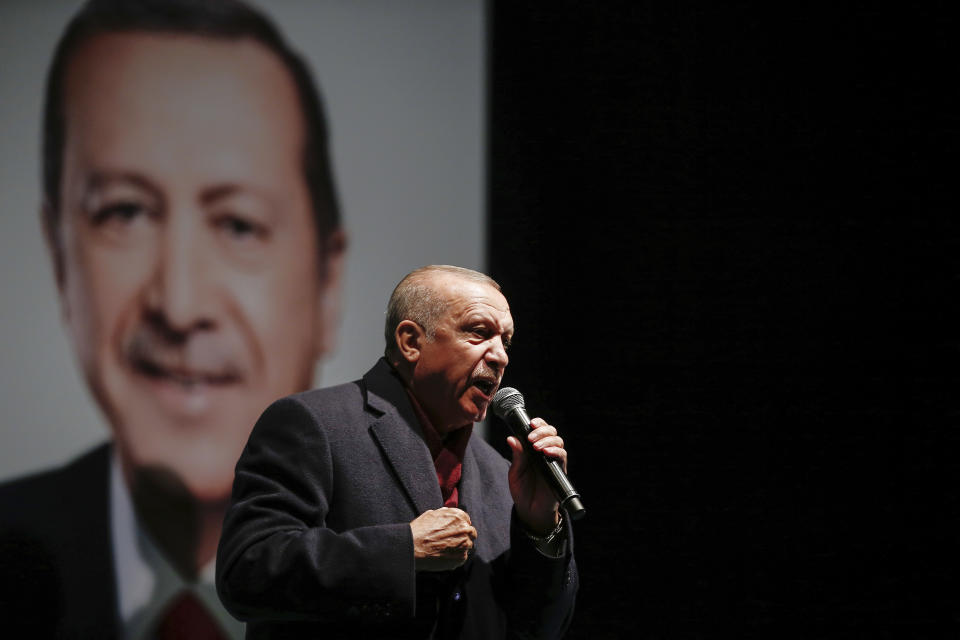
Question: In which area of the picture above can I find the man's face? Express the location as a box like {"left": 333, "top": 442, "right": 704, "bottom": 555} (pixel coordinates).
{"left": 51, "top": 33, "right": 342, "bottom": 501}
{"left": 411, "top": 274, "right": 514, "bottom": 433}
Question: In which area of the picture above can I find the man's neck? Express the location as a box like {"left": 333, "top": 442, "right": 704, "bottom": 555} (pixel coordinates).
{"left": 390, "top": 359, "right": 468, "bottom": 436}
{"left": 123, "top": 462, "right": 227, "bottom": 579}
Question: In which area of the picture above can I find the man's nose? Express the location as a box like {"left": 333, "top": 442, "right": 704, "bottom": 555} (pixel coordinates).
{"left": 143, "top": 217, "right": 215, "bottom": 334}
{"left": 486, "top": 336, "right": 509, "bottom": 370}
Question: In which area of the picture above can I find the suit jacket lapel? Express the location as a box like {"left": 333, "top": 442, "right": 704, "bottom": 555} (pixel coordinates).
{"left": 59, "top": 444, "right": 121, "bottom": 638}
{"left": 458, "top": 445, "right": 483, "bottom": 523}
{"left": 459, "top": 440, "right": 511, "bottom": 558}
{"left": 364, "top": 360, "right": 443, "bottom": 515}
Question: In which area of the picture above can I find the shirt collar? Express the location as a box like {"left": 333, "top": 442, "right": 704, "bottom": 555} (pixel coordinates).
{"left": 109, "top": 447, "right": 245, "bottom": 640}
{"left": 402, "top": 386, "right": 473, "bottom": 461}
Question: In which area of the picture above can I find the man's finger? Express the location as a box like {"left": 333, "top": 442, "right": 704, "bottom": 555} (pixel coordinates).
{"left": 531, "top": 435, "right": 564, "bottom": 451}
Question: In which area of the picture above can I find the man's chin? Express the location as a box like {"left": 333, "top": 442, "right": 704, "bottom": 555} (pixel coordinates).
{"left": 177, "top": 473, "right": 236, "bottom": 505}
{"left": 120, "top": 441, "right": 240, "bottom": 505}
{"left": 130, "top": 462, "right": 231, "bottom": 504}
{"left": 137, "top": 465, "right": 234, "bottom": 505}
{"left": 462, "top": 403, "right": 488, "bottom": 425}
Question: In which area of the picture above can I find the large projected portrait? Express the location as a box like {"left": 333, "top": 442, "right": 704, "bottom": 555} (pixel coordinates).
{"left": 0, "top": 1, "right": 483, "bottom": 636}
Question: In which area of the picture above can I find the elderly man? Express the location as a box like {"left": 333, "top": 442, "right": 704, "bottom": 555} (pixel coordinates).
{"left": 217, "top": 265, "right": 578, "bottom": 639}
{"left": 0, "top": 1, "right": 344, "bottom": 637}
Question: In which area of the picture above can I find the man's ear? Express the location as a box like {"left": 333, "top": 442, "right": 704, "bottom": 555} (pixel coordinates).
{"left": 313, "top": 228, "right": 347, "bottom": 359}
{"left": 41, "top": 200, "right": 66, "bottom": 293}
{"left": 395, "top": 320, "right": 424, "bottom": 364}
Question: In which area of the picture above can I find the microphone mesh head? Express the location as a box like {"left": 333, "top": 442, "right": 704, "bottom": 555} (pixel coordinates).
{"left": 492, "top": 387, "right": 524, "bottom": 418}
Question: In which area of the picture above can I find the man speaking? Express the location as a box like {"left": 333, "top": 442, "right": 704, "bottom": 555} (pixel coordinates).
{"left": 217, "top": 265, "right": 578, "bottom": 638}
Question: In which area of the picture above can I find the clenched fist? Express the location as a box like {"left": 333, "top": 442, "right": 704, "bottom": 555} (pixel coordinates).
{"left": 410, "top": 507, "right": 477, "bottom": 572}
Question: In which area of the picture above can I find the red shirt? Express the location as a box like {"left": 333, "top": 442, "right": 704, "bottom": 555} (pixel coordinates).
{"left": 405, "top": 389, "right": 472, "bottom": 508}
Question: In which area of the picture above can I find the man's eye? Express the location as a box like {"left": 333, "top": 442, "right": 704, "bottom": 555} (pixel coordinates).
{"left": 214, "top": 215, "right": 268, "bottom": 240}
{"left": 92, "top": 202, "right": 145, "bottom": 225}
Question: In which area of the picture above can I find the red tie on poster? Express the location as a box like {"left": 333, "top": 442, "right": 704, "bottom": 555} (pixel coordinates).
{"left": 154, "top": 591, "right": 227, "bottom": 640}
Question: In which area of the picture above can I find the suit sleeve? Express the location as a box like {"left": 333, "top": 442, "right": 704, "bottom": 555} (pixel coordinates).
{"left": 215, "top": 396, "right": 416, "bottom": 623}
{"left": 501, "top": 510, "right": 578, "bottom": 639}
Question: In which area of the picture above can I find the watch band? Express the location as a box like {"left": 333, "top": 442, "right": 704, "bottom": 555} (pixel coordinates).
{"left": 525, "top": 512, "right": 565, "bottom": 546}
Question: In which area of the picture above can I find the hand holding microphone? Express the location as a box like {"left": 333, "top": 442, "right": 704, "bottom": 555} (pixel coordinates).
{"left": 493, "top": 388, "right": 586, "bottom": 526}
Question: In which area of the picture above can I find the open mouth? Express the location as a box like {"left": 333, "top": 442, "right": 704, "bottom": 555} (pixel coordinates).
{"left": 472, "top": 378, "right": 497, "bottom": 397}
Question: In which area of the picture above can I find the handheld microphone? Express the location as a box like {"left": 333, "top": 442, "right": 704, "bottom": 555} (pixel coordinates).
{"left": 492, "top": 387, "right": 586, "bottom": 520}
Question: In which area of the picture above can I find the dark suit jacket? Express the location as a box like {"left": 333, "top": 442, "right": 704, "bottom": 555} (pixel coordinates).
{"left": 0, "top": 444, "right": 120, "bottom": 638}
{"left": 216, "top": 359, "right": 577, "bottom": 639}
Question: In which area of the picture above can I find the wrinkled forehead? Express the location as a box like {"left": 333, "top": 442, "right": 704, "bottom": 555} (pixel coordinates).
{"left": 437, "top": 274, "right": 512, "bottom": 323}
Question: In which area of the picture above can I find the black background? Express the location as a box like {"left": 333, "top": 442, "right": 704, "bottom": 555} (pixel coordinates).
{"left": 488, "top": 3, "right": 958, "bottom": 637}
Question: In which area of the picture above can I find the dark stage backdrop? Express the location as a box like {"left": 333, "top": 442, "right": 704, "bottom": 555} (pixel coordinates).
{"left": 487, "top": 3, "right": 957, "bottom": 637}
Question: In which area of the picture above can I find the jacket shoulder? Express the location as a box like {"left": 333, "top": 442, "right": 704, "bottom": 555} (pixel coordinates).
{"left": 288, "top": 380, "right": 365, "bottom": 415}
{"left": 0, "top": 444, "right": 110, "bottom": 531}
{"left": 245, "top": 381, "right": 370, "bottom": 452}
{"left": 0, "top": 444, "right": 116, "bottom": 637}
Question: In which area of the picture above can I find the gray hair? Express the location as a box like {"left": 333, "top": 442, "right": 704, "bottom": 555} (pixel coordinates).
{"left": 384, "top": 265, "right": 500, "bottom": 359}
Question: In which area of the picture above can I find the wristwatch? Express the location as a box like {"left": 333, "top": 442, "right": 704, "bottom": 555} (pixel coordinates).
{"left": 525, "top": 512, "right": 565, "bottom": 546}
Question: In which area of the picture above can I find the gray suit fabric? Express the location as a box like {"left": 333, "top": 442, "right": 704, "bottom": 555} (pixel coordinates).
{"left": 0, "top": 444, "right": 119, "bottom": 638}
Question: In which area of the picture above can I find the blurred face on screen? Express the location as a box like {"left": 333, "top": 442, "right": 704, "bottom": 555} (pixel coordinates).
{"left": 50, "top": 32, "right": 343, "bottom": 501}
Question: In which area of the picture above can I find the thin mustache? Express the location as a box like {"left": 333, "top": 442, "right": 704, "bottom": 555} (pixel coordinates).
{"left": 125, "top": 327, "right": 246, "bottom": 379}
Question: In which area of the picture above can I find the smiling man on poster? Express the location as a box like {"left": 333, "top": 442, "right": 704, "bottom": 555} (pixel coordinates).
{"left": 0, "top": 1, "right": 345, "bottom": 637}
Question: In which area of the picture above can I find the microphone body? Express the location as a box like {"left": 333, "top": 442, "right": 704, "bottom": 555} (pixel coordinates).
{"left": 492, "top": 388, "right": 586, "bottom": 520}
